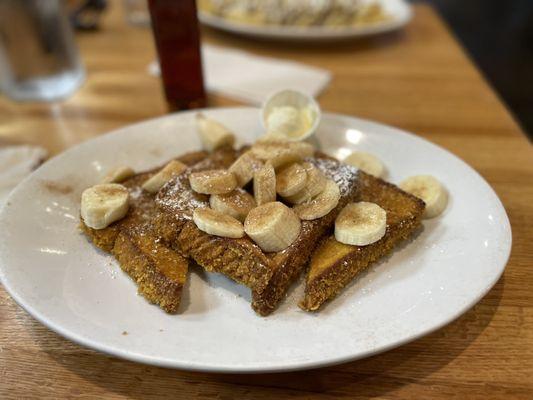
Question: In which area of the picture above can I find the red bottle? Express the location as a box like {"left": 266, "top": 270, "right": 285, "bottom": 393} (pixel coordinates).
{"left": 148, "top": 0, "right": 206, "bottom": 111}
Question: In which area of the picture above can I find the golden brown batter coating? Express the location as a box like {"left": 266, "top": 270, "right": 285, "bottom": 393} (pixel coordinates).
{"left": 178, "top": 221, "right": 272, "bottom": 289}
{"left": 113, "top": 229, "right": 186, "bottom": 313}
{"left": 153, "top": 146, "right": 242, "bottom": 251}
{"left": 157, "top": 155, "right": 360, "bottom": 316}
{"left": 300, "top": 172, "right": 425, "bottom": 311}
{"left": 81, "top": 150, "right": 208, "bottom": 313}
{"left": 82, "top": 145, "right": 425, "bottom": 316}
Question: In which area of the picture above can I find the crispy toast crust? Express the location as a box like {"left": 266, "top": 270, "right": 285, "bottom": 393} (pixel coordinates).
{"left": 154, "top": 146, "right": 242, "bottom": 249}
{"left": 178, "top": 221, "right": 272, "bottom": 288}
{"left": 81, "top": 150, "right": 209, "bottom": 252}
{"left": 157, "top": 155, "right": 361, "bottom": 315}
{"left": 113, "top": 230, "right": 186, "bottom": 313}
{"left": 80, "top": 171, "right": 153, "bottom": 252}
{"left": 81, "top": 146, "right": 426, "bottom": 315}
{"left": 299, "top": 172, "right": 425, "bottom": 311}
{"left": 81, "top": 150, "right": 208, "bottom": 313}
{"left": 156, "top": 146, "right": 274, "bottom": 289}
{"left": 251, "top": 161, "right": 361, "bottom": 315}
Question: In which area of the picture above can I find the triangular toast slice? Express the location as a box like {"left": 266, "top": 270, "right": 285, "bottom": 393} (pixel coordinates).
{"left": 81, "top": 150, "right": 208, "bottom": 313}
{"left": 152, "top": 146, "right": 243, "bottom": 257}
{"left": 299, "top": 172, "right": 425, "bottom": 311}
{"left": 156, "top": 156, "right": 360, "bottom": 315}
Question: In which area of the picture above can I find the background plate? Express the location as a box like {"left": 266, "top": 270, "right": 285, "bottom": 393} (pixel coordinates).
{"left": 0, "top": 108, "right": 511, "bottom": 373}
{"left": 199, "top": 0, "right": 412, "bottom": 41}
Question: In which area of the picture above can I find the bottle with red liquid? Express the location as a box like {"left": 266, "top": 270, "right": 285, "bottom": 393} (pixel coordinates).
{"left": 148, "top": 0, "right": 206, "bottom": 111}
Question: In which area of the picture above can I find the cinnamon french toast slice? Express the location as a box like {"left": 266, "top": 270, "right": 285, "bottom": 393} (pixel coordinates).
{"left": 299, "top": 172, "right": 425, "bottom": 311}
{"left": 156, "top": 156, "right": 360, "bottom": 315}
{"left": 153, "top": 146, "right": 243, "bottom": 251}
{"left": 81, "top": 150, "right": 207, "bottom": 313}
{"left": 81, "top": 151, "right": 208, "bottom": 252}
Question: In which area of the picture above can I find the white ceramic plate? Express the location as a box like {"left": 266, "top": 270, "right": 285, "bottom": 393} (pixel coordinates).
{"left": 0, "top": 108, "right": 511, "bottom": 373}
{"left": 199, "top": 0, "right": 412, "bottom": 41}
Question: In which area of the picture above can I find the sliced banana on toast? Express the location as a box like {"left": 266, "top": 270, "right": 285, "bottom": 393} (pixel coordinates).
{"left": 284, "top": 162, "right": 327, "bottom": 204}
{"left": 399, "top": 175, "right": 447, "bottom": 218}
{"left": 253, "top": 162, "right": 276, "bottom": 205}
{"left": 196, "top": 113, "right": 236, "bottom": 153}
{"left": 344, "top": 151, "right": 386, "bottom": 178}
{"left": 228, "top": 151, "right": 263, "bottom": 187}
{"left": 276, "top": 162, "right": 307, "bottom": 197}
{"left": 81, "top": 183, "right": 130, "bottom": 230}
{"left": 189, "top": 169, "right": 237, "bottom": 195}
{"left": 193, "top": 207, "right": 244, "bottom": 239}
{"left": 210, "top": 188, "right": 256, "bottom": 222}
{"left": 142, "top": 160, "right": 188, "bottom": 193}
{"left": 101, "top": 166, "right": 135, "bottom": 184}
{"left": 251, "top": 141, "right": 314, "bottom": 169}
{"left": 294, "top": 179, "right": 340, "bottom": 220}
{"left": 244, "top": 201, "right": 301, "bottom": 252}
{"left": 256, "top": 131, "right": 291, "bottom": 144}
{"left": 335, "top": 202, "right": 387, "bottom": 246}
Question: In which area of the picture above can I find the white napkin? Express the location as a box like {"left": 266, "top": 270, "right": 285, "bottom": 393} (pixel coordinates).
{"left": 0, "top": 146, "right": 48, "bottom": 207}
{"left": 149, "top": 44, "right": 331, "bottom": 105}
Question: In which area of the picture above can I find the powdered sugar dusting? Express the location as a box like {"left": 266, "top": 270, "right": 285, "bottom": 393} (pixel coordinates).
{"left": 155, "top": 150, "right": 360, "bottom": 250}
{"left": 155, "top": 150, "right": 239, "bottom": 218}
{"left": 310, "top": 157, "right": 359, "bottom": 196}
{"left": 156, "top": 175, "right": 208, "bottom": 219}
{"left": 129, "top": 185, "right": 144, "bottom": 201}
{"left": 275, "top": 157, "right": 360, "bottom": 257}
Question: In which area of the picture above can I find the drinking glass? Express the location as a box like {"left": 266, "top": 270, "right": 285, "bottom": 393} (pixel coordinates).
{"left": 0, "top": 0, "right": 85, "bottom": 101}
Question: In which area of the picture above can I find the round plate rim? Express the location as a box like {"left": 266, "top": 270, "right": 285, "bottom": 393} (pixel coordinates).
{"left": 0, "top": 107, "right": 512, "bottom": 373}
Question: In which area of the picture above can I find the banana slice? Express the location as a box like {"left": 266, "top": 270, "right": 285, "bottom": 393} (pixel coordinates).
{"left": 253, "top": 162, "right": 276, "bottom": 205}
{"left": 251, "top": 141, "right": 314, "bottom": 169}
{"left": 284, "top": 162, "right": 327, "bottom": 204}
{"left": 81, "top": 184, "right": 130, "bottom": 230}
{"left": 276, "top": 162, "right": 307, "bottom": 197}
{"left": 196, "top": 113, "right": 236, "bottom": 152}
{"left": 228, "top": 151, "right": 264, "bottom": 187}
{"left": 256, "top": 132, "right": 291, "bottom": 144}
{"left": 344, "top": 151, "right": 386, "bottom": 178}
{"left": 335, "top": 202, "right": 387, "bottom": 246}
{"left": 399, "top": 175, "right": 447, "bottom": 218}
{"left": 142, "top": 160, "right": 188, "bottom": 193}
{"left": 294, "top": 179, "right": 340, "bottom": 220}
{"left": 189, "top": 169, "right": 237, "bottom": 195}
{"left": 193, "top": 207, "right": 244, "bottom": 239}
{"left": 288, "top": 141, "right": 315, "bottom": 158}
{"left": 101, "top": 166, "right": 134, "bottom": 184}
{"left": 209, "top": 188, "right": 256, "bottom": 222}
{"left": 244, "top": 201, "right": 301, "bottom": 252}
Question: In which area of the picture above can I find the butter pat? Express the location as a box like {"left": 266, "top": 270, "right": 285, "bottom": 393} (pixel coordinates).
{"left": 266, "top": 106, "right": 315, "bottom": 139}
{"left": 261, "top": 89, "right": 321, "bottom": 141}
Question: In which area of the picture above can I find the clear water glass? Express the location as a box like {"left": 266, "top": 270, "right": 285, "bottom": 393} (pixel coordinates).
{"left": 0, "top": 0, "right": 85, "bottom": 102}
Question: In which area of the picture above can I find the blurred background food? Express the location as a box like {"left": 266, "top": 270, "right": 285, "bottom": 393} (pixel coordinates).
{"left": 1, "top": 0, "right": 531, "bottom": 138}
{"left": 62, "top": 0, "right": 533, "bottom": 138}
{"left": 198, "top": 0, "right": 388, "bottom": 27}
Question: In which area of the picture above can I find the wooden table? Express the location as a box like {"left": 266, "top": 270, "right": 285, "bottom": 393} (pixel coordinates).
{"left": 1, "top": 4, "right": 532, "bottom": 399}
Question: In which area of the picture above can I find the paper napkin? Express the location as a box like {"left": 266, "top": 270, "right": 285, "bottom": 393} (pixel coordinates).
{"left": 148, "top": 44, "right": 331, "bottom": 105}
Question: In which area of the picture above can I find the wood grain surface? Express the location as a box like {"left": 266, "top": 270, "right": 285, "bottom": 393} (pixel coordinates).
{"left": 1, "top": 3, "right": 532, "bottom": 399}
